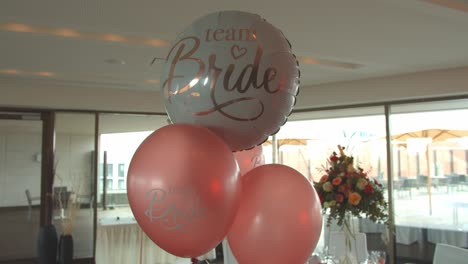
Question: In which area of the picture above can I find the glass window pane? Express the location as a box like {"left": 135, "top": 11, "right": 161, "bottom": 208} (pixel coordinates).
{"left": 277, "top": 107, "right": 390, "bottom": 257}
{"left": 0, "top": 115, "right": 42, "bottom": 261}
{"left": 106, "top": 179, "right": 113, "bottom": 190}
{"left": 118, "top": 164, "right": 125, "bottom": 177}
{"left": 98, "top": 114, "right": 167, "bottom": 217}
{"left": 118, "top": 179, "right": 125, "bottom": 190}
{"left": 55, "top": 112, "right": 95, "bottom": 259}
{"left": 391, "top": 99, "right": 468, "bottom": 263}
{"left": 106, "top": 164, "right": 113, "bottom": 177}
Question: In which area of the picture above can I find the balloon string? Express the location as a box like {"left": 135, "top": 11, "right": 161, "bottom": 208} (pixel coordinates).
{"left": 139, "top": 229, "right": 143, "bottom": 264}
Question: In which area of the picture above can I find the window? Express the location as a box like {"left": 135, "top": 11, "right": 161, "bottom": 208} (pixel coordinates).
{"left": 118, "top": 180, "right": 126, "bottom": 190}
{"left": 106, "top": 164, "right": 113, "bottom": 177}
{"left": 106, "top": 179, "right": 113, "bottom": 190}
{"left": 118, "top": 163, "right": 125, "bottom": 177}
{"left": 390, "top": 101, "right": 468, "bottom": 262}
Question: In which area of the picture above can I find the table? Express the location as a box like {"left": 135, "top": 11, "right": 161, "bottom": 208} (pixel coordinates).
{"left": 452, "top": 202, "right": 468, "bottom": 226}
{"left": 359, "top": 219, "right": 424, "bottom": 245}
{"left": 427, "top": 227, "right": 468, "bottom": 248}
{"left": 96, "top": 216, "right": 215, "bottom": 264}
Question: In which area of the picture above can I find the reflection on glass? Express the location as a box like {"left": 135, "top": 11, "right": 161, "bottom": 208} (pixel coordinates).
{"left": 391, "top": 101, "right": 468, "bottom": 262}
{"left": 275, "top": 109, "right": 389, "bottom": 259}
{"left": 0, "top": 117, "right": 42, "bottom": 261}
{"left": 55, "top": 113, "right": 95, "bottom": 258}
{"left": 98, "top": 114, "right": 167, "bottom": 219}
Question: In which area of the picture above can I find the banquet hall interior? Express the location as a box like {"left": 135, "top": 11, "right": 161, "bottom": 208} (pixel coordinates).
{"left": 1, "top": 0, "right": 468, "bottom": 264}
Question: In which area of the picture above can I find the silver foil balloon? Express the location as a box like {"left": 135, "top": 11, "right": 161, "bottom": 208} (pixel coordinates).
{"left": 161, "top": 11, "right": 300, "bottom": 151}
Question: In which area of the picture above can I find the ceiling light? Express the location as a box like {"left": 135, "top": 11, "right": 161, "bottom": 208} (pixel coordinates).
{"left": 101, "top": 34, "right": 126, "bottom": 42}
{"left": 144, "top": 39, "right": 170, "bottom": 47}
{"left": 0, "top": 68, "right": 20, "bottom": 74}
{"left": 34, "top": 71, "right": 55, "bottom": 77}
{"left": 301, "top": 57, "right": 363, "bottom": 69}
{"left": 105, "top": 58, "right": 126, "bottom": 65}
{"left": 302, "top": 58, "right": 319, "bottom": 65}
{"left": 2, "top": 23, "right": 34, "bottom": 33}
{"left": 0, "top": 22, "right": 169, "bottom": 48}
{"left": 53, "top": 28, "right": 81, "bottom": 38}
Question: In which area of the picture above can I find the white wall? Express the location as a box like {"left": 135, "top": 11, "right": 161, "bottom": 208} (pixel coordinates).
{"left": 1, "top": 67, "right": 467, "bottom": 112}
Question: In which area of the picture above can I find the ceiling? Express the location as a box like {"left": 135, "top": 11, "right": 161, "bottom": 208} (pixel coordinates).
{"left": 1, "top": 0, "right": 468, "bottom": 93}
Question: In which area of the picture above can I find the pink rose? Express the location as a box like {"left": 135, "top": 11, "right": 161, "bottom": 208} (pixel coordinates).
{"left": 332, "top": 177, "right": 342, "bottom": 186}
{"left": 335, "top": 194, "right": 344, "bottom": 203}
{"left": 320, "top": 175, "right": 329, "bottom": 183}
{"left": 338, "top": 184, "right": 350, "bottom": 197}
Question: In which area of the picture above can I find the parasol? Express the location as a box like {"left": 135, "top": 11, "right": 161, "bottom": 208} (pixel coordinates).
{"left": 391, "top": 129, "right": 468, "bottom": 214}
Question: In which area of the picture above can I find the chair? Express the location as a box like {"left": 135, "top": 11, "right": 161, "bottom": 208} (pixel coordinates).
{"left": 433, "top": 243, "right": 468, "bottom": 264}
{"left": 459, "top": 174, "right": 467, "bottom": 191}
{"left": 397, "top": 178, "right": 416, "bottom": 198}
{"left": 329, "top": 231, "right": 368, "bottom": 263}
{"left": 25, "top": 189, "right": 40, "bottom": 221}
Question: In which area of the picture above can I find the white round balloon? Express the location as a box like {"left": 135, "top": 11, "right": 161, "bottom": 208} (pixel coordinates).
{"left": 161, "top": 11, "right": 299, "bottom": 151}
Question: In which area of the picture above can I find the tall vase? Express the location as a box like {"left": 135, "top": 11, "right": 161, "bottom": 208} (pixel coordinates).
{"left": 58, "top": 234, "right": 74, "bottom": 264}
{"left": 340, "top": 213, "right": 358, "bottom": 264}
{"left": 37, "top": 224, "right": 58, "bottom": 264}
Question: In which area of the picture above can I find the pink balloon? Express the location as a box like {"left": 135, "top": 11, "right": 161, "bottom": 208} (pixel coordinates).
{"left": 227, "top": 164, "right": 322, "bottom": 264}
{"left": 233, "top": 145, "right": 264, "bottom": 177}
{"left": 127, "top": 124, "right": 241, "bottom": 257}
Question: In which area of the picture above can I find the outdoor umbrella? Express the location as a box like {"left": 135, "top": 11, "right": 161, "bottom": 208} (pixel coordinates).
{"left": 391, "top": 129, "right": 468, "bottom": 214}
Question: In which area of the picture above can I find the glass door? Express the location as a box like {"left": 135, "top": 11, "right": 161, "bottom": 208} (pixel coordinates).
{"left": 0, "top": 112, "right": 42, "bottom": 262}
{"left": 54, "top": 112, "right": 96, "bottom": 259}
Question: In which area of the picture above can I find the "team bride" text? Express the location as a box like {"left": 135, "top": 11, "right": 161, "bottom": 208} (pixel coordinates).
{"left": 162, "top": 34, "right": 282, "bottom": 121}
{"left": 144, "top": 188, "right": 205, "bottom": 231}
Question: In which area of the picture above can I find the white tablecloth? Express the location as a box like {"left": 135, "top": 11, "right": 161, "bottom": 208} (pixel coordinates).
{"left": 96, "top": 217, "right": 216, "bottom": 264}
{"left": 359, "top": 219, "right": 423, "bottom": 245}
{"left": 428, "top": 228, "right": 468, "bottom": 248}
{"left": 361, "top": 218, "right": 468, "bottom": 247}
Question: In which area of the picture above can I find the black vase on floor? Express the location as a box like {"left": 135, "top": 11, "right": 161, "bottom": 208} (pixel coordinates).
{"left": 58, "top": 234, "right": 74, "bottom": 264}
{"left": 37, "top": 224, "right": 58, "bottom": 264}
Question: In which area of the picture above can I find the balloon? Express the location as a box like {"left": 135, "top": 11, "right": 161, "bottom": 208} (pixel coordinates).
{"left": 233, "top": 145, "right": 264, "bottom": 177}
{"left": 127, "top": 124, "right": 241, "bottom": 257}
{"left": 161, "top": 11, "right": 300, "bottom": 151}
{"left": 227, "top": 164, "right": 322, "bottom": 264}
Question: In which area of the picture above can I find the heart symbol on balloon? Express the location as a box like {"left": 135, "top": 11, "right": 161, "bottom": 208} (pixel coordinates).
{"left": 231, "top": 45, "right": 247, "bottom": 59}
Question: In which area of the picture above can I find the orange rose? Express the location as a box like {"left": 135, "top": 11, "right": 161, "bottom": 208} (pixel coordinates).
{"left": 348, "top": 192, "right": 362, "bottom": 206}
{"left": 332, "top": 177, "right": 342, "bottom": 186}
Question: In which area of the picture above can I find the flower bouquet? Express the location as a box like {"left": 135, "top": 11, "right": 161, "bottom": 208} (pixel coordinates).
{"left": 313, "top": 145, "right": 388, "bottom": 227}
